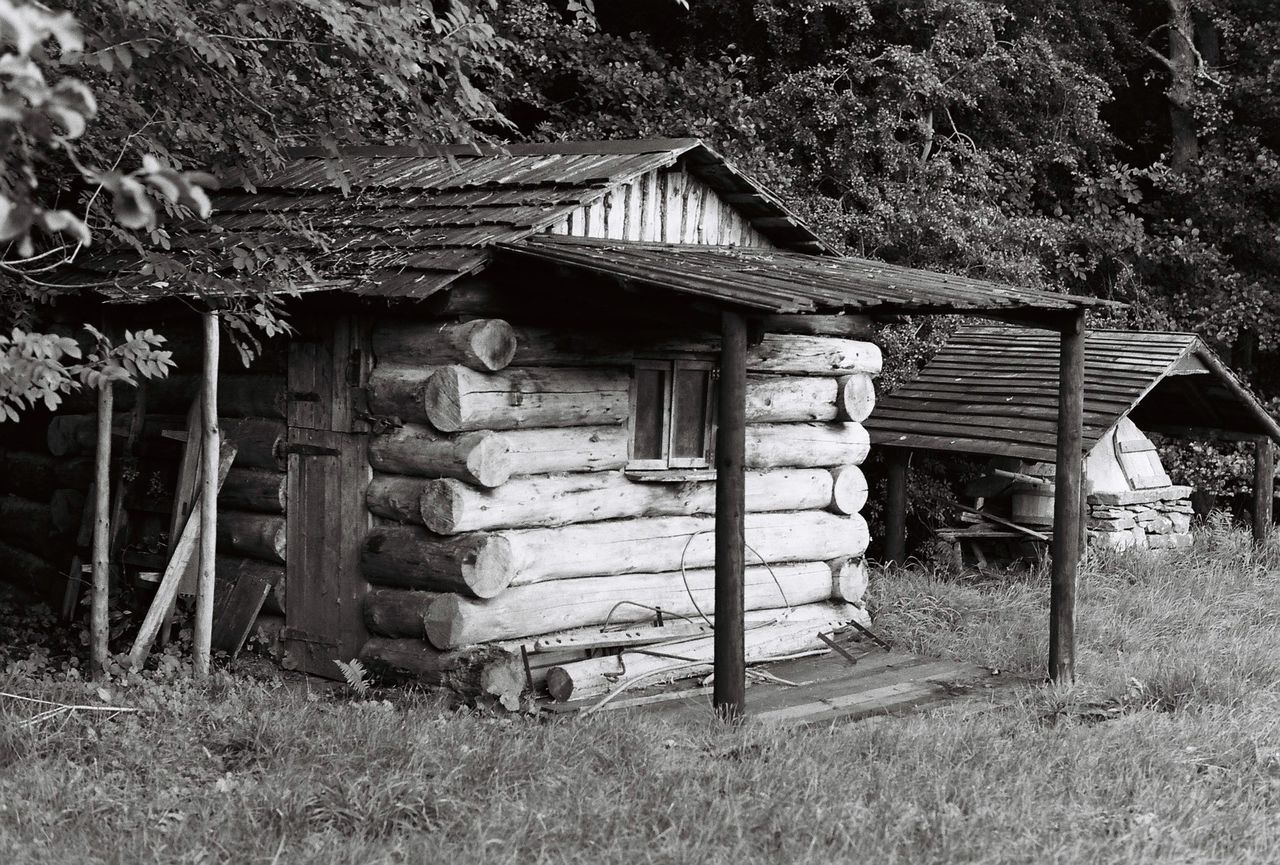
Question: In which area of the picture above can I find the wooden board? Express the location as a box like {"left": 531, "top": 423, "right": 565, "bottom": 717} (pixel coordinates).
{"left": 210, "top": 569, "right": 273, "bottom": 658}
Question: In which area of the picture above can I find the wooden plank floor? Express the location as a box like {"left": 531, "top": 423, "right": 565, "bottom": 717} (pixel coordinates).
{"left": 547, "top": 650, "right": 1022, "bottom": 727}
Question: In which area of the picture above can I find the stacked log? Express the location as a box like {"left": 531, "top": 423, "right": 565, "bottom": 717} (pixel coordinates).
{"left": 359, "top": 314, "right": 881, "bottom": 705}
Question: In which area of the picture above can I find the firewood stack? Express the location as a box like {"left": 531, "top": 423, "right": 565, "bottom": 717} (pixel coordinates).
{"left": 355, "top": 316, "right": 880, "bottom": 707}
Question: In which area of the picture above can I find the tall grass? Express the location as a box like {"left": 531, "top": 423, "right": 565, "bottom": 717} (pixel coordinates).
{"left": 2, "top": 518, "right": 1279, "bottom": 864}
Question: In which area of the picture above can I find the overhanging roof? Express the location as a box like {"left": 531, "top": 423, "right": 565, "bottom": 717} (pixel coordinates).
{"left": 499, "top": 236, "right": 1120, "bottom": 316}
{"left": 865, "top": 326, "right": 1280, "bottom": 462}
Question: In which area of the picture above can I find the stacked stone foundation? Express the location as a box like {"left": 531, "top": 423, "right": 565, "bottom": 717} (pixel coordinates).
{"left": 1086, "top": 485, "right": 1194, "bottom": 551}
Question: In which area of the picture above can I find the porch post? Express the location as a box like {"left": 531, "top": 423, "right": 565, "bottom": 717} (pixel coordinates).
{"left": 884, "top": 448, "right": 908, "bottom": 565}
{"left": 1050, "top": 309, "right": 1085, "bottom": 683}
{"left": 1254, "top": 436, "right": 1274, "bottom": 544}
{"left": 193, "top": 310, "right": 221, "bottom": 680}
{"left": 714, "top": 309, "right": 748, "bottom": 720}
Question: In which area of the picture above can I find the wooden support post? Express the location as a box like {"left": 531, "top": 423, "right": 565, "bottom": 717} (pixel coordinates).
{"left": 90, "top": 382, "right": 113, "bottom": 678}
{"left": 194, "top": 311, "right": 220, "bottom": 680}
{"left": 713, "top": 310, "right": 748, "bottom": 721}
{"left": 1254, "top": 436, "right": 1274, "bottom": 544}
{"left": 1050, "top": 310, "right": 1085, "bottom": 684}
{"left": 885, "top": 448, "right": 908, "bottom": 566}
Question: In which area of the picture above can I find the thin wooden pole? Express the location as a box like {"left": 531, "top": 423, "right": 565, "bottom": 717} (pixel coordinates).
{"left": 193, "top": 311, "right": 221, "bottom": 680}
{"left": 90, "top": 381, "right": 113, "bottom": 678}
{"left": 713, "top": 309, "right": 748, "bottom": 720}
{"left": 885, "top": 448, "right": 908, "bottom": 565}
{"left": 1049, "top": 310, "right": 1085, "bottom": 684}
{"left": 1253, "top": 436, "right": 1274, "bottom": 544}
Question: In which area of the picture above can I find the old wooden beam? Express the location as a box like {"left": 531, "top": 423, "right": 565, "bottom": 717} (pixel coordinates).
{"left": 194, "top": 311, "right": 221, "bottom": 680}
{"left": 884, "top": 448, "right": 908, "bottom": 565}
{"left": 1050, "top": 310, "right": 1086, "bottom": 684}
{"left": 714, "top": 309, "right": 748, "bottom": 720}
{"left": 1254, "top": 436, "right": 1274, "bottom": 544}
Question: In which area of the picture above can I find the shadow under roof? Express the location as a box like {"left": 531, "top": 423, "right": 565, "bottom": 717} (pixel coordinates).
{"left": 864, "top": 326, "right": 1280, "bottom": 463}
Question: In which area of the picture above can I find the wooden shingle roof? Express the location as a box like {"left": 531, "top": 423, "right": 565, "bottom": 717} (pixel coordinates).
{"left": 865, "top": 327, "right": 1280, "bottom": 462}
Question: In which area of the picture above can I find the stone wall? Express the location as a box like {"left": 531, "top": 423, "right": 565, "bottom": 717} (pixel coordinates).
{"left": 1086, "top": 485, "right": 1194, "bottom": 551}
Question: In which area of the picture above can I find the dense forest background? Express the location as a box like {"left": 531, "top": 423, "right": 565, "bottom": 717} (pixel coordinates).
{"left": 2, "top": 0, "right": 1277, "bottom": 508}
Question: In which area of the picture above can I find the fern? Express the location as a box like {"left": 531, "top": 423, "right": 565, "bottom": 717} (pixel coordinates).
{"left": 334, "top": 659, "right": 370, "bottom": 697}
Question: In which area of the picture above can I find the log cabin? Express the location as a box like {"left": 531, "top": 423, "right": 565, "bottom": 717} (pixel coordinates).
{"left": 3, "top": 139, "right": 1125, "bottom": 709}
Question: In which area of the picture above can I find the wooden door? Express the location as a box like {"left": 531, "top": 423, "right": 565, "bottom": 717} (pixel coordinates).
{"left": 281, "top": 316, "right": 372, "bottom": 678}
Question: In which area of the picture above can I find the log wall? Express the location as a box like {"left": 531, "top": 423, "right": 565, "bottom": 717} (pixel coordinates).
{"left": 358, "top": 306, "right": 881, "bottom": 705}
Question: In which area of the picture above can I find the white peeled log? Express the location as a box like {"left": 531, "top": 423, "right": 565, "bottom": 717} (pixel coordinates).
{"left": 369, "top": 424, "right": 512, "bottom": 488}
{"left": 745, "top": 375, "right": 839, "bottom": 422}
{"left": 829, "top": 466, "right": 868, "bottom": 515}
{"left": 745, "top": 423, "right": 870, "bottom": 469}
{"left": 505, "top": 510, "right": 870, "bottom": 586}
{"left": 836, "top": 374, "right": 876, "bottom": 423}
{"left": 501, "top": 425, "right": 629, "bottom": 476}
{"left": 216, "top": 511, "right": 286, "bottom": 564}
{"left": 361, "top": 525, "right": 513, "bottom": 598}
{"left": 372, "top": 319, "right": 518, "bottom": 372}
{"left": 418, "top": 561, "right": 837, "bottom": 648}
{"left": 407, "top": 468, "right": 835, "bottom": 534}
{"left": 830, "top": 556, "right": 869, "bottom": 604}
{"left": 545, "top": 601, "right": 872, "bottom": 702}
{"left": 508, "top": 328, "right": 882, "bottom": 376}
{"left": 423, "top": 365, "right": 630, "bottom": 432}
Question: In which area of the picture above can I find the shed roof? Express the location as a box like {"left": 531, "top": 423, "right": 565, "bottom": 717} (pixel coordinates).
{"left": 499, "top": 236, "right": 1118, "bottom": 316}
{"left": 865, "top": 326, "right": 1280, "bottom": 462}
{"left": 62, "top": 139, "right": 831, "bottom": 303}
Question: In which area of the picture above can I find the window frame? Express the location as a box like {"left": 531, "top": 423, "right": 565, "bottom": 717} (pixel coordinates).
{"left": 627, "top": 354, "right": 717, "bottom": 472}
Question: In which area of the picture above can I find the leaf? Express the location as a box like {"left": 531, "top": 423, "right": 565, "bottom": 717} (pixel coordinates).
{"left": 111, "top": 177, "right": 155, "bottom": 230}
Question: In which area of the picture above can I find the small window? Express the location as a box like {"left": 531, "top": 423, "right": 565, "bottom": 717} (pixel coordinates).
{"left": 628, "top": 357, "right": 716, "bottom": 471}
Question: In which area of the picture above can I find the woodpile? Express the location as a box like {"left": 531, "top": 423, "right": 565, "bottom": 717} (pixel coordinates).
{"left": 359, "top": 314, "right": 881, "bottom": 705}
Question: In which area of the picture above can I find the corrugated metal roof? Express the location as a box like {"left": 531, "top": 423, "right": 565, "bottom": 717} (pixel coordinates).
{"left": 865, "top": 326, "right": 1280, "bottom": 461}
{"left": 65, "top": 138, "right": 836, "bottom": 304}
{"left": 498, "top": 237, "right": 1120, "bottom": 315}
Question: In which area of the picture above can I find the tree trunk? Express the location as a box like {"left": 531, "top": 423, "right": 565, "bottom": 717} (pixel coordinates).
{"left": 545, "top": 601, "right": 871, "bottom": 702}
{"left": 359, "top": 637, "right": 525, "bottom": 707}
{"left": 1163, "top": 0, "right": 1200, "bottom": 171}
{"left": 372, "top": 319, "right": 518, "bottom": 371}
{"left": 369, "top": 424, "right": 512, "bottom": 488}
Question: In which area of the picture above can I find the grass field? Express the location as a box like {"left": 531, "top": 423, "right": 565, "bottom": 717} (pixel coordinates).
{"left": 2, "top": 518, "right": 1279, "bottom": 864}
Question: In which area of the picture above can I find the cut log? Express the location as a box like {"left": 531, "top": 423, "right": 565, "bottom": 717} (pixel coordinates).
{"left": 830, "top": 556, "right": 869, "bottom": 604}
{"left": 363, "top": 587, "right": 442, "bottom": 639}
{"left": 372, "top": 319, "right": 518, "bottom": 372}
{"left": 829, "top": 466, "right": 869, "bottom": 515}
{"left": 745, "top": 376, "right": 839, "bottom": 422}
{"left": 216, "top": 511, "right": 286, "bottom": 564}
{"left": 505, "top": 510, "right": 870, "bottom": 586}
{"left": 362, "top": 526, "right": 513, "bottom": 598}
{"left": 215, "top": 556, "right": 284, "bottom": 614}
{"left": 369, "top": 424, "right": 512, "bottom": 488}
{"left": 836, "top": 375, "right": 876, "bottom": 423}
{"left": 422, "top": 365, "right": 630, "bottom": 432}
{"left": 359, "top": 637, "right": 525, "bottom": 707}
{"left": 508, "top": 328, "right": 883, "bottom": 376}
{"left": 0, "top": 448, "right": 92, "bottom": 496}
{"left": 148, "top": 374, "right": 287, "bottom": 418}
{"left": 745, "top": 423, "right": 870, "bottom": 469}
{"left": 220, "top": 467, "right": 287, "bottom": 514}
{"left": 417, "top": 560, "right": 838, "bottom": 648}
{"left": 545, "top": 601, "right": 872, "bottom": 701}
{"left": 366, "top": 364, "right": 443, "bottom": 423}
{"left": 408, "top": 468, "right": 836, "bottom": 534}
{"left": 501, "top": 425, "right": 629, "bottom": 476}
{"left": 221, "top": 418, "right": 287, "bottom": 471}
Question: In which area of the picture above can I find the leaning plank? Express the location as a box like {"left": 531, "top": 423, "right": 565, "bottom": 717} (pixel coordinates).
{"left": 359, "top": 637, "right": 525, "bottom": 707}
{"left": 215, "top": 556, "right": 285, "bottom": 615}
{"left": 545, "top": 601, "right": 872, "bottom": 702}
{"left": 372, "top": 319, "right": 518, "bottom": 371}
{"left": 373, "top": 468, "right": 836, "bottom": 534}
{"left": 220, "top": 467, "right": 287, "bottom": 514}
{"left": 127, "top": 443, "right": 237, "bottom": 670}
{"left": 362, "top": 526, "right": 513, "bottom": 598}
{"left": 368, "top": 424, "right": 512, "bottom": 488}
{"left": 210, "top": 567, "right": 273, "bottom": 658}
{"left": 415, "top": 560, "right": 839, "bottom": 648}
{"left": 216, "top": 511, "right": 287, "bottom": 564}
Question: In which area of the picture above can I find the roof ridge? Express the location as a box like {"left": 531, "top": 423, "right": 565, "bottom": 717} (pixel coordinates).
{"left": 281, "top": 138, "right": 706, "bottom": 160}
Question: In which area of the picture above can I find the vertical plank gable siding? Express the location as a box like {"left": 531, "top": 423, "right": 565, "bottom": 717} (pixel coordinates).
{"left": 547, "top": 167, "right": 775, "bottom": 248}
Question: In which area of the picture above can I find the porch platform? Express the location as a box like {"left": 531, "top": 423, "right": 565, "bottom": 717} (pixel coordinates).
{"left": 544, "top": 649, "right": 1024, "bottom": 727}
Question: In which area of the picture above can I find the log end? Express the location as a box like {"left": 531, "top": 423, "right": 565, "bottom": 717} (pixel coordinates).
{"left": 829, "top": 465, "right": 869, "bottom": 515}
{"left": 545, "top": 666, "right": 575, "bottom": 702}
{"left": 464, "top": 433, "right": 513, "bottom": 488}
{"left": 420, "top": 478, "right": 475, "bottom": 534}
{"left": 836, "top": 375, "right": 876, "bottom": 423}
{"left": 460, "top": 535, "right": 514, "bottom": 599}
{"left": 422, "top": 367, "right": 464, "bottom": 433}
{"left": 422, "top": 593, "right": 463, "bottom": 649}
{"left": 466, "top": 319, "right": 519, "bottom": 372}
{"left": 830, "top": 556, "right": 869, "bottom": 604}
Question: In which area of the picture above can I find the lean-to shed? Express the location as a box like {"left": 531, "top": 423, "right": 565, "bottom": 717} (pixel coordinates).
{"left": 866, "top": 326, "right": 1280, "bottom": 553}
{"left": 3, "top": 140, "right": 1117, "bottom": 710}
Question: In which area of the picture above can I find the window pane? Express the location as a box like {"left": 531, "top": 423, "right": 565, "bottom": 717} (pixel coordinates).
{"left": 633, "top": 367, "right": 668, "bottom": 461}
{"left": 671, "top": 367, "right": 711, "bottom": 460}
